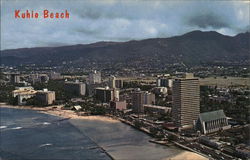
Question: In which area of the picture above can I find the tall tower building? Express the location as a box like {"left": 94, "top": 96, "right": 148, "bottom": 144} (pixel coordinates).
{"left": 131, "top": 91, "right": 155, "bottom": 113}
{"left": 131, "top": 91, "right": 144, "bottom": 113}
{"left": 109, "top": 75, "right": 116, "bottom": 88}
{"left": 95, "top": 86, "right": 119, "bottom": 103}
{"left": 10, "top": 73, "right": 20, "bottom": 84}
{"left": 172, "top": 73, "right": 200, "bottom": 128}
{"left": 109, "top": 76, "right": 123, "bottom": 89}
{"left": 88, "top": 70, "right": 101, "bottom": 84}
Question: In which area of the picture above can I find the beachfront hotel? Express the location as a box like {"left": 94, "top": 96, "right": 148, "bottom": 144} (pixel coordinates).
{"left": 172, "top": 73, "right": 200, "bottom": 128}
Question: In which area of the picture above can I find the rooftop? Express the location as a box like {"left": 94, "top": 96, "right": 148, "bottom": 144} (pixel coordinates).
{"left": 12, "top": 89, "right": 37, "bottom": 95}
{"left": 199, "top": 110, "right": 226, "bottom": 122}
{"left": 143, "top": 104, "right": 171, "bottom": 110}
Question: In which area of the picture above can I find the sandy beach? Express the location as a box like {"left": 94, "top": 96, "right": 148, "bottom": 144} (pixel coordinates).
{"left": 0, "top": 103, "right": 118, "bottom": 123}
{"left": 167, "top": 151, "right": 208, "bottom": 160}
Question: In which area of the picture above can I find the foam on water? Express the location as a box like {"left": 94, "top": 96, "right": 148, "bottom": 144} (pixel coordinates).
{"left": 11, "top": 127, "right": 22, "bottom": 130}
{"left": 0, "top": 126, "right": 7, "bottom": 129}
{"left": 39, "top": 143, "right": 53, "bottom": 148}
{"left": 0, "top": 107, "right": 112, "bottom": 160}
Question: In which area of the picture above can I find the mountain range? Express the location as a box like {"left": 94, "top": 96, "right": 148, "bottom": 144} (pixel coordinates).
{"left": 1, "top": 30, "right": 249, "bottom": 67}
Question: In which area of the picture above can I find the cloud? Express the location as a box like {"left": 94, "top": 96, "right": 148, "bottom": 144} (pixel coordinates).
{"left": 187, "top": 13, "right": 230, "bottom": 29}
{"left": 1, "top": 0, "right": 249, "bottom": 50}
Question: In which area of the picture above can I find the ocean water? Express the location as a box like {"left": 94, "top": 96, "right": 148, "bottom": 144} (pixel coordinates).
{"left": 0, "top": 107, "right": 183, "bottom": 160}
{"left": 70, "top": 119, "right": 183, "bottom": 160}
{"left": 0, "top": 107, "right": 111, "bottom": 160}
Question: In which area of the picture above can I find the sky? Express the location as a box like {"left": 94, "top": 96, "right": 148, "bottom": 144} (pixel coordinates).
{"left": 1, "top": 0, "right": 249, "bottom": 50}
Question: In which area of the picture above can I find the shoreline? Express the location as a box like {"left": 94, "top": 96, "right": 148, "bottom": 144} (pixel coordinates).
{"left": 0, "top": 103, "right": 207, "bottom": 160}
{"left": 0, "top": 103, "right": 119, "bottom": 123}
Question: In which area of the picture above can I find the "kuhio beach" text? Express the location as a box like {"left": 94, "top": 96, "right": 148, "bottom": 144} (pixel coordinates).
{"left": 15, "top": 10, "right": 70, "bottom": 19}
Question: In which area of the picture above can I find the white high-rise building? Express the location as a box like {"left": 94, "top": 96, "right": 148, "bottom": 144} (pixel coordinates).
{"left": 109, "top": 75, "right": 116, "bottom": 88}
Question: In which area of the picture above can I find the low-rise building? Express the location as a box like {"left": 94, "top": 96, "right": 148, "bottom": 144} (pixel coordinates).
{"left": 156, "top": 74, "right": 172, "bottom": 88}
{"left": 65, "top": 81, "right": 86, "bottom": 96}
{"left": 196, "top": 110, "right": 231, "bottom": 134}
{"left": 198, "top": 136, "right": 223, "bottom": 149}
{"left": 110, "top": 101, "right": 127, "bottom": 111}
{"left": 48, "top": 72, "right": 61, "bottom": 80}
{"left": 235, "top": 144, "right": 250, "bottom": 159}
{"left": 143, "top": 104, "right": 171, "bottom": 114}
{"left": 151, "top": 87, "right": 168, "bottom": 95}
{"left": 28, "top": 74, "right": 49, "bottom": 84}
{"left": 72, "top": 105, "right": 82, "bottom": 111}
{"left": 12, "top": 87, "right": 37, "bottom": 105}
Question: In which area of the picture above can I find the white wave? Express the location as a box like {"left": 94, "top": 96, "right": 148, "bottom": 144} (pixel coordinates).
{"left": 39, "top": 143, "right": 53, "bottom": 148}
{"left": 11, "top": 127, "right": 22, "bottom": 130}
{"left": 43, "top": 122, "right": 51, "bottom": 125}
{"left": 0, "top": 126, "right": 7, "bottom": 129}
